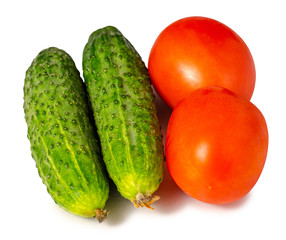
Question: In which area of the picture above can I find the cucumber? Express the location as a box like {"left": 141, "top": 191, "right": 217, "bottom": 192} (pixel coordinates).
{"left": 83, "top": 26, "right": 164, "bottom": 208}
{"left": 24, "top": 47, "right": 109, "bottom": 222}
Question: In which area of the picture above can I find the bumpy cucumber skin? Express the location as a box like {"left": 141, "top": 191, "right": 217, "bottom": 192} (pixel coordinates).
{"left": 83, "top": 26, "right": 164, "bottom": 202}
{"left": 24, "top": 47, "right": 109, "bottom": 218}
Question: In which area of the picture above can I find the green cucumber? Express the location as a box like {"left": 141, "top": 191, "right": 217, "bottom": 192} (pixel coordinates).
{"left": 83, "top": 26, "right": 164, "bottom": 208}
{"left": 24, "top": 47, "right": 109, "bottom": 222}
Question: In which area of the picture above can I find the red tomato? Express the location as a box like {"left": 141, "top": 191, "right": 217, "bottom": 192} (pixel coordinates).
{"left": 166, "top": 87, "right": 268, "bottom": 204}
{"left": 148, "top": 16, "right": 256, "bottom": 108}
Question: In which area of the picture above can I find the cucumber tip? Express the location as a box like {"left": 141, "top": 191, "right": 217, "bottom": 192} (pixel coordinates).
{"left": 131, "top": 192, "right": 160, "bottom": 210}
{"left": 94, "top": 209, "right": 110, "bottom": 223}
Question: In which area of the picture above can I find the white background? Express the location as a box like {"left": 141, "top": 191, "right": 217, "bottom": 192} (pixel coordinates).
{"left": 1, "top": 0, "right": 285, "bottom": 239}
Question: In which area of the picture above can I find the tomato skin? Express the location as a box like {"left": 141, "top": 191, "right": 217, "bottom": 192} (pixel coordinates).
{"left": 166, "top": 87, "right": 268, "bottom": 204}
{"left": 148, "top": 16, "right": 256, "bottom": 109}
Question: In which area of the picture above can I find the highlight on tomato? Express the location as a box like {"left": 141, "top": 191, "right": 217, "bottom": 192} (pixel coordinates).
{"left": 165, "top": 87, "right": 268, "bottom": 204}
{"left": 148, "top": 16, "right": 256, "bottom": 109}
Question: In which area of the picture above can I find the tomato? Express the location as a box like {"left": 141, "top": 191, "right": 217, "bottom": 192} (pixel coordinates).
{"left": 166, "top": 87, "right": 268, "bottom": 204}
{"left": 148, "top": 16, "right": 256, "bottom": 109}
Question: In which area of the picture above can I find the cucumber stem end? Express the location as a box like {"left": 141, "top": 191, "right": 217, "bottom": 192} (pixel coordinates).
{"left": 94, "top": 209, "right": 110, "bottom": 223}
{"left": 131, "top": 192, "right": 160, "bottom": 210}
